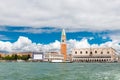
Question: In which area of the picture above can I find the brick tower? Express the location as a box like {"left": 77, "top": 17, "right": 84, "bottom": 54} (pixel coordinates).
{"left": 61, "top": 29, "right": 67, "bottom": 61}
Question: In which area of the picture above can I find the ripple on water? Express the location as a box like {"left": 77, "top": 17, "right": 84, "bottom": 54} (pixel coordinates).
{"left": 0, "top": 62, "right": 120, "bottom": 80}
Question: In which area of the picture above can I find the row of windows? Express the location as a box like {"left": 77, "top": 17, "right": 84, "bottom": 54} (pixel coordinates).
{"left": 73, "top": 56, "right": 111, "bottom": 58}
{"left": 73, "top": 59, "right": 111, "bottom": 62}
{"left": 75, "top": 51, "right": 110, "bottom": 54}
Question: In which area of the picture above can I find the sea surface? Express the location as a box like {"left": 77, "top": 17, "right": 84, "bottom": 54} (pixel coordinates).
{"left": 0, "top": 62, "right": 120, "bottom": 80}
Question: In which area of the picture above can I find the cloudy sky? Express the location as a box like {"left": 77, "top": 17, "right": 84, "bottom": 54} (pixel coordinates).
{"left": 0, "top": 0, "right": 120, "bottom": 53}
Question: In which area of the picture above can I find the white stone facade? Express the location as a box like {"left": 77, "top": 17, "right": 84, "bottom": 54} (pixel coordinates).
{"left": 72, "top": 47, "right": 117, "bottom": 62}
{"left": 44, "top": 52, "right": 64, "bottom": 62}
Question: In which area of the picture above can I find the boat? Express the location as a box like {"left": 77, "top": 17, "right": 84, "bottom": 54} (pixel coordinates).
{"left": 17, "top": 60, "right": 25, "bottom": 62}
{"left": 51, "top": 60, "right": 63, "bottom": 63}
{"left": 50, "top": 60, "right": 72, "bottom": 63}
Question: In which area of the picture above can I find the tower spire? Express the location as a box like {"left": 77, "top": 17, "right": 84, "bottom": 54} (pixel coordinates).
{"left": 62, "top": 29, "right": 66, "bottom": 36}
{"left": 61, "top": 29, "right": 66, "bottom": 44}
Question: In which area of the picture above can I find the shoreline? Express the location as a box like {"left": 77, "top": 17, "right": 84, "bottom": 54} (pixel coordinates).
{"left": 0, "top": 60, "right": 119, "bottom": 63}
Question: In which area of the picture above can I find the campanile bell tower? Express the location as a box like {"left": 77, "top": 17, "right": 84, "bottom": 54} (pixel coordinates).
{"left": 61, "top": 29, "right": 67, "bottom": 61}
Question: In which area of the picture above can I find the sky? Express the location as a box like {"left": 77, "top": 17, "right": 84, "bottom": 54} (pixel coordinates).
{"left": 0, "top": 0, "right": 120, "bottom": 53}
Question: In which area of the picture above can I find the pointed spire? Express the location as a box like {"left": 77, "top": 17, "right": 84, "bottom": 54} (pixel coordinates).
{"left": 61, "top": 29, "right": 66, "bottom": 43}
{"left": 62, "top": 29, "right": 66, "bottom": 36}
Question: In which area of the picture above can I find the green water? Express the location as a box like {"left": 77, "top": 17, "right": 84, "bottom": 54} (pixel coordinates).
{"left": 0, "top": 62, "right": 120, "bottom": 80}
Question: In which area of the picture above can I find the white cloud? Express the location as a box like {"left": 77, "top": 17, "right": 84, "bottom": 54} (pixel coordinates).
{"left": 0, "top": 0, "right": 120, "bottom": 31}
{"left": 0, "top": 36, "right": 120, "bottom": 54}
{"left": 42, "top": 40, "right": 60, "bottom": 52}
{"left": 0, "top": 41, "right": 12, "bottom": 52}
{"left": 12, "top": 36, "right": 32, "bottom": 51}
{"left": 67, "top": 38, "right": 91, "bottom": 53}
{"left": 105, "top": 32, "right": 120, "bottom": 53}
{"left": 0, "top": 36, "right": 61, "bottom": 53}
{"left": 67, "top": 38, "right": 90, "bottom": 49}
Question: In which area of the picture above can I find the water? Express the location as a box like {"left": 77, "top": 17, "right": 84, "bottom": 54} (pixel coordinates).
{"left": 0, "top": 62, "right": 120, "bottom": 80}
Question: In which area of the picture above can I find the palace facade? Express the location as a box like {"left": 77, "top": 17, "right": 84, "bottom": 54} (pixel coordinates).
{"left": 72, "top": 47, "right": 117, "bottom": 62}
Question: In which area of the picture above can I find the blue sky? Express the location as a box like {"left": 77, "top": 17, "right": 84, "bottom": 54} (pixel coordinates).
{"left": 0, "top": 26, "right": 112, "bottom": 44}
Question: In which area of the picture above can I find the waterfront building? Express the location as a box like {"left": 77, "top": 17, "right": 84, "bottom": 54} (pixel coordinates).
{"left": 15, "top": 52, "right": 32, "bottom": 57}
{"left": 67, "top": 54, "right": 72, "bottom": 62}
{"left": 44, "top": 52, "right": 64, "bottom": 62}
{"left": 32, "top": 52, "right": 44, "bottom": 61}
{"left": 72, "top": 47, "right": 117, "bottom": 62}
{"left": 61, "top": 29, "right": 67, "bottom": 61}
{"left": 0, "top": 53, "right": 6, "bottom": 57}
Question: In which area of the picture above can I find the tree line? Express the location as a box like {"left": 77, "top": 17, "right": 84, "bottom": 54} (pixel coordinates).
{"left": 0, "top": 54, "right": 31, "bottom": 60}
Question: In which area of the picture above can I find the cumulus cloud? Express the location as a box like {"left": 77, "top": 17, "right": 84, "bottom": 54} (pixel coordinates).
{"left": 0, "top": 41, "right": 12, "bottom": 52}
{"left": 67, "top": 38, "right": 120, "bottom": 54}
{"left": 0, "top": 36, "right": 61, "bottom": 53}
{"left": 0, "top": 36, "right": 120, "bottom": 54}
{"left": 0, "top": 0, "right": 120, "bottom": 31}
{"left": 67, "top": 38, "right": 90, "bottom": 50}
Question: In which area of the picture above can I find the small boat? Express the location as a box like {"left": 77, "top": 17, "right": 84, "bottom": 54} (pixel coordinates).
{"left": 17, "top": 60, "right": 25, "bottom": 62}
{"left": 51, "top": 60, "right": 63, "bottom": 63}
{"left": 50, "top": 60, "right": 72, "bottom": 63}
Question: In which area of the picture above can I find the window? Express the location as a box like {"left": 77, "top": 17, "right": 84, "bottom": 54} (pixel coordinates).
{"left": 101, "top": 52, "right": 103, "bottom": 54}
{"left": 107, "top": 51, "right": 109, "bottom": 54}
{"left": 86, "top": 51, "right": 88, "bottom": 54}
{"left": 62, "top": 40, "right": 64, "bottom": 42}
{"left": 75, "top": 51, "right": 77, "bottom": 54}
{"left": 90, "top": 52, "right": 92, "bottom": 54}
{"left": 80, "top": 51, "right": 82, "bottom": 54}
{"left": 95, "top": 51, "right": 97, "bottom": 53}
